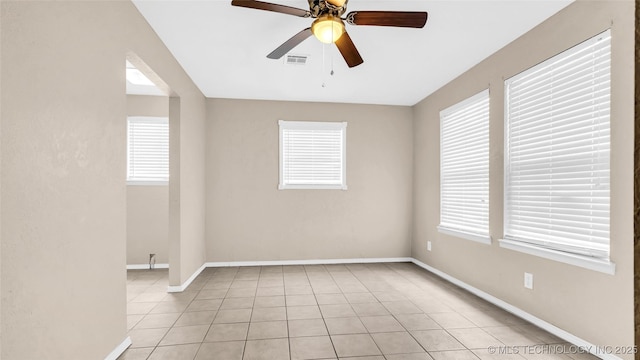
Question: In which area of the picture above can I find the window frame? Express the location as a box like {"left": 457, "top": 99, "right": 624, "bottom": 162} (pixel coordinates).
{"left": 278, "top": 120, "right": 347, "bottom": 190}
{"left": 500, "top": 30, "right": 614, "bottom": 274}
{"left": 437, "top": 89, "right": 491, "bottom": 245}
{"left": 127, "top": 116, "right": 169, "bottom": 186}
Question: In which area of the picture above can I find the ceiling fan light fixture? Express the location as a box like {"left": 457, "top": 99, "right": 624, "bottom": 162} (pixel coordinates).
{"left": 325, "top": 0, "right": 346, "bottom": 7}
{"left": 311, "top": 15, "right": 345, "bottom": 44}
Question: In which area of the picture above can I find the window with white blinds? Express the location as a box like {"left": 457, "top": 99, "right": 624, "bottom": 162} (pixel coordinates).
{"left": 503, "top": 30, "right": 611, "bottom": 263}
{"left": 127, "top": 116, "right": 169, "bottom": 184}
{"left": 279, "top": 120, "right": 347, "bottom": 190}
{"left": 438, "top": 89, "right": 490, "bottom": 244}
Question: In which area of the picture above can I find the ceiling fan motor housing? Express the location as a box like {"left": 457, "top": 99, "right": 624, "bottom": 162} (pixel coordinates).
{"left": 308, "top": 0, "right": 347, "bottom": 17}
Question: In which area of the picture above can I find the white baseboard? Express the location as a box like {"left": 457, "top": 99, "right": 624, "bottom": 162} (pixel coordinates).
{"left": 149, "top": 255, "right": 619, "bottom": 360}
{"left": 165, "top": 257, "right": 410, "bottom": 293}
{"left": 167, "top": 263, "right": 207, "bottom": 293}
{"left": 205, "top": 257, "right": 413, "bottom": 268}
{"left": 126, "top": 263, "right": 169, "bottom": 270}
{"left": 104, "top": 336, "right": 131, "bottom": 360}
{"left": 410, "top": 258, "right": 620, "bottom": 360}
{"left": 166, "top": 257, "right": 411, "bottom": 292}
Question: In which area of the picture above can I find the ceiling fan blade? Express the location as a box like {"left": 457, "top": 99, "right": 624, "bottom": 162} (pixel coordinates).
{"left": 335, "top": 31, "right": 363, "bottom": 68}
{"left": 231, "top": 0, "right": 310, "bottom": 17}
{"left": 267, "top": 28, "right": 313, "bottom": 59}
{"left": 346, "top": 11, "right": 428, "bottom": 28}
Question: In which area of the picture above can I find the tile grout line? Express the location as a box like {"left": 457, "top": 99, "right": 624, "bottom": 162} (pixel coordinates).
{"left": 305, "top": 264, "right": 340, "bottom": 360}
{"left": 283, "top": 266, "right": 292, "bottom": 360}
{"left": 124, "top": 263, "right": 586, "bottom": 360}
{"left": 388, "top": 262, "right": 554, "bottom": 359}
{"left": 385, "top": 262, "right": 488, "bottom": 359}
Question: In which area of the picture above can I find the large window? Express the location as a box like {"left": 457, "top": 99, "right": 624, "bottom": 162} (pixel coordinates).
{"left": 279, "top": 120, "right": 347, "bottom": 190}
{"left": 502, "top": 30, "right": 611, "bottom": 272}
{"left": 438, "top": 89, "right": 490, "bottom": 244}
{"left": 127, "top": 116, "right": 169, "bottom": 184}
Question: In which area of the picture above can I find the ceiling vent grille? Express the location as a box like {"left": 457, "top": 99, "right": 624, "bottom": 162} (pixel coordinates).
{"left": 285, "top": 55, "right": 308, "bottom": 65}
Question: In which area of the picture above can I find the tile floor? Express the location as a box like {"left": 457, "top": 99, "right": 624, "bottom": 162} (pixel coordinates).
{"left": 119, "top": 263, "right": 599, "bottom": 360}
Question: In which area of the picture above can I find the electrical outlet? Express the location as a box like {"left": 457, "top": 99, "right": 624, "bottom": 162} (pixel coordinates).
{"left": 149, "top": 253, "right": 156, "bottom": 270}
{"left": 524, "top": 272, "right": 534, "bottom": 289}
{"left": 427, "top": 241, "right": 432, "bottom": 251}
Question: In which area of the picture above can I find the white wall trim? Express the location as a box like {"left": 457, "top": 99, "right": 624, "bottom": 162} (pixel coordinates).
{"left": 126, "top": 180, "right": 168, "bottom": 186}
{"left": 126, "top": 263, "right": 169, "bottom": 270}
{"left": 104, "top": 336, "right": 131, "bottom": 360}
{"left": 437, "top": 225, "right": 492, "bottom": 245}
{"left": 205, "top": 257, "right": 413, "bottom": 268}
{"left": 410, "top": 258, "right": 621, "bottom": 360}
{"left": 167, "top": 263, "right": 207, "bottom": 293}
{"left": 498, "top": 239, "right": 616, "bottom": 275}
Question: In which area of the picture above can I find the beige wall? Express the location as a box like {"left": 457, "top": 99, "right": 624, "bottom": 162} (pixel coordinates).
{"left": 127, "top": 94, "right": 168, "bottom": 118}
{"left": 127, "top": 186, "right": 169, "bottom": 265}
{"left": 126, "top": 95, "right": 169, "bottom": 265}
{"left": 206, "top": 99, "right": 413, "bottom": 262}
{"left": 0, "top": 2, "right": 206, "bottom": 359}
{"left": 0, "top": 2, "right": 3, "bottom": 354}
{"left": 412, "top": 0, "right": 634, "bottom": 355}
{"left": 169, "top": 94, "right": 207, "bottom": 285}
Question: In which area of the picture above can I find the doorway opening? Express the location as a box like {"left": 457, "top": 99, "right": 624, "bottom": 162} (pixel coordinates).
{"left": 124, "top": 55, "right": 174, "bottom": 322}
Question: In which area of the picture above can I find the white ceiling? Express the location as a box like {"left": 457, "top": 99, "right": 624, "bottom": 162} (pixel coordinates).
{"left": 132, "top": 0, "right": 573, "bottom": 106}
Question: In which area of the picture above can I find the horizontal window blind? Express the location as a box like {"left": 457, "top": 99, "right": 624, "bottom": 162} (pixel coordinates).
{"left": 504, "top": 30, "right": 611, "bottom": 259}
{"left": 279, "top": 120, "right": 347, "bottom": 189}
{"left": 127, "top": 117, "right": 169, "bottom": 182}
{"left": 439, "top": 89, "right": 490, "bottom": 239}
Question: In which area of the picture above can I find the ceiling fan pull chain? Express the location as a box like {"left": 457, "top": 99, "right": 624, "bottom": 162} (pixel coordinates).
{"left": 330, "top": 21, "right": 335, "bottom": 76}
{"left": 331, "top": 43, "right": 335, "bottom": 76}
{"left": 322, "top": 43, "right": 326, "bottom": 87}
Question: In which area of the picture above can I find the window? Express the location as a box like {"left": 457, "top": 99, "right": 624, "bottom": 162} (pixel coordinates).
{"left": 279, "top": 120, "right": 347, "bottom": 190}
{"left": 438, "top": 89, "right": 490, "bottom": 244}
{"left": 502, "top": 30, "right": 612, "bottom": 273}
{"left": 127, "top": 116, "right": 169, "bottom": 184}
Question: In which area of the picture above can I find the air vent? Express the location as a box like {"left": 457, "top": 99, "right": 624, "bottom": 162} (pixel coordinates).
{"left": 285, "top": 54, "right": 308, "bottom": 65}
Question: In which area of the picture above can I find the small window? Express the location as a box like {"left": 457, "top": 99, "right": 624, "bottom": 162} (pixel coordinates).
{"left": 279, "top": 120, "right": 347, "bottom": 190}
{"left": 438, "top": 89, "right": 490, "bottom": 244}
{"left": 502, "top": 30, "right": 611, "bottom": 270}
{"left": 127, "top": 116, "right": 169, "bottom": 184}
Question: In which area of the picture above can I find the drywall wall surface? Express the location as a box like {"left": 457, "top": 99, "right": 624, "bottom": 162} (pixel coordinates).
{"left": 1, "top": 2, "right": 127, "bottom": 358}
{"left": 1, "top": 1, "right": 206, "bottom": 358}
{"left": 176, "top": 94, "right": 206, "bottom": 285}
{"left": 0, "top": 2, "right": 3, "bottom": 354}
{"left": 412, "top": 0, "right": 634, "bottom": 356}
{"left": 127, "top": 94, "right": 168, "bottom": 117}
{"left": 126, "top": 185, "right": 169, "bottom": 265}
{"left": 126, "top": 95, "right": 169, "bottom": 265}
{"left": 206, "top": 99, "right": 413, "bottom": 262}
{"left": 165, "top": 94, "right": 206, "bottom": 285}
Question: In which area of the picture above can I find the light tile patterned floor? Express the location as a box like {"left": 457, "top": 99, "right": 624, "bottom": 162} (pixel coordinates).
{"left": 119, "top": 263, "right": 599, "bottom": 360}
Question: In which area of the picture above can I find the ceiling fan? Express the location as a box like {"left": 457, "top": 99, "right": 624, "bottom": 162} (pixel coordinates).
{"left": 231, "top": 0, "right": 428, "bottom": 68}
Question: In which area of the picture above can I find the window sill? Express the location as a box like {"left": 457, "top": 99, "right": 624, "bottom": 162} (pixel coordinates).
{"left": 278, "top": 184, "right": 347, "bottom": 190}
{"left": 127, "top": 180, "right": 169, "bottom": 186}
{"left": 499, "top": 238, "right": 615, "bottom": 275}
{"left": 437, "top": 225, "right": 491, "bottom": 245}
